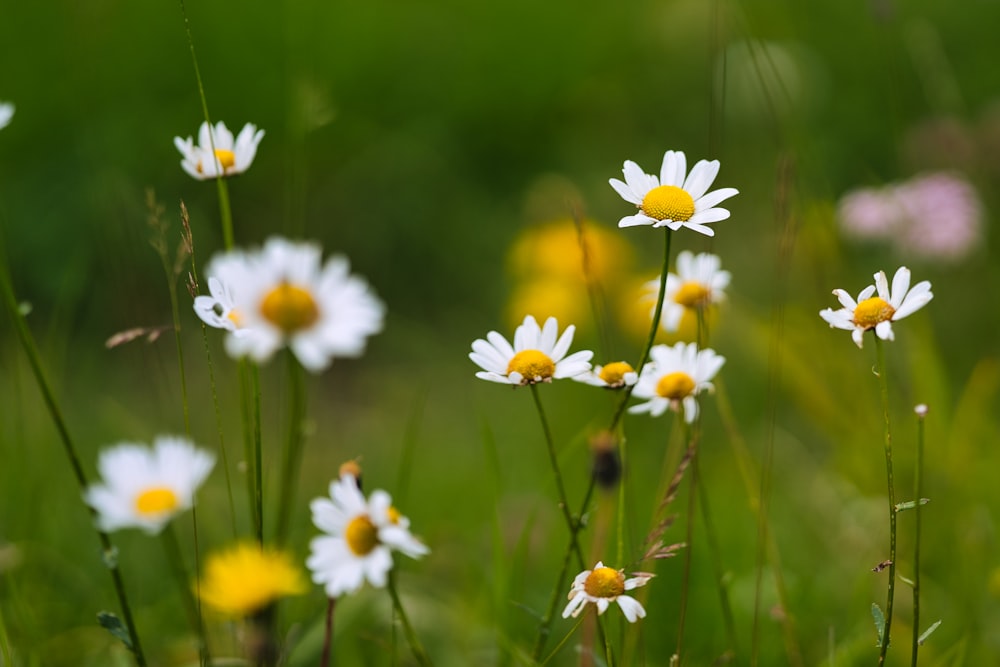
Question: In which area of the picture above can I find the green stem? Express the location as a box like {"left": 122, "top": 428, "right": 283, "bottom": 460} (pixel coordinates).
{"left": 529, "top": 384, "right": 581, "bottom": 552}
{"left": 0, "top": 250, "right": 147, "bottom": 667}
{"left": 874, "top": 336, "right": 897, "bottom": 665}
{"left": 675, "top": 421, "right": 697, "bottom": 660}
{"left": 387, "top": 569, "right": 432, "bottom": 666}
{"left": 320, "top": 597, "right": 335, "bottom": 667}
{"left": 239, "top": 359, "right": 264, "bottom": 544}
{"left": 275, "top": 353, "right": 306, "bottom": 546}
{"left": 911, "top": 405, "right": 927, "bottom": 667}
{"left": 161, "top": 525, "right": 211, "bottom": 664}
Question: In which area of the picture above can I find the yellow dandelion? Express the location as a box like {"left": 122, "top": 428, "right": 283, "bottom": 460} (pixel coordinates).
{"left": 199, "top": 543, "right": 307, "bottom": 617}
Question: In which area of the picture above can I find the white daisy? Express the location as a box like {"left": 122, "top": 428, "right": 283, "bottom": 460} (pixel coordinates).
{"left": 307, "top": 474, "right": 428, "bottom": 599}
{"left": 819, "top": 266, "right": 933, "bottom": 349}
{"left": 562, "top": 561, "right": 653, "bottom": 623}
{"left": 174, "top": 121, "right": 264, "bottom": 180}
{"left": 197, "top": 237, "right": 385, "bottom": 372}
{"left": 84, "top": 436, "right": 215, "bottom": 535}
{"left": 629, "top": 342, "right": 725, "bottom": 422}
{"left": 574, "top": 361, "right": 638, "bottom": 389}
{"left": 469, "top": 315, "right": 593, "bottom": 385}
{"left": 609, "top": 150, "right": 739, "bottom": 236}
{"left": 0, "top": 102, "right": 13, "bottom": 130}
{"left": 645, "top": 251, "right": 730, "bottom": 333}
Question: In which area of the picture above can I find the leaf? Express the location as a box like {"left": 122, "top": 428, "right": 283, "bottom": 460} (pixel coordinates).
{"left": 918, "top": 620, "right": 942, "bottom": 645}
{"left": 871, "top": 603, "right": 886, "bottom": 645}
{"left": 895, "top": 498, "right": 931, "bottom": 512}
{"left": 97, "top": 611, "right": 133, "bottom": 650}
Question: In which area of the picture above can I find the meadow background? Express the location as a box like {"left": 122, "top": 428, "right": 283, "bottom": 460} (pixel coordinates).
{"left": 1, "top": 0, "right": 999, "bottom": 665}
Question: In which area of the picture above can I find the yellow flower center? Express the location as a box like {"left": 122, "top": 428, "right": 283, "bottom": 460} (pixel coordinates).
{"left": 214, "top": 148, "right": 236, "bottom": 170}
{"left": 640, "top": 185, "right": 695, "bottom": 222}
{"left": 387, "top": 506, "right": 402, "bottom": 525}
{"left": 673, "top": 282, "right": 711, "bottom": 308}
{"left": 135, "top": 487, "right": 179, "bottom": 516}
{"left": 506, "top": 349, "right": 556, "bottom": 382}
{"left": 599, "top": 362, "right": 634, "bottom": 386}
{"left": 345, "top": 515, "right": 379, "bottom": 556}
{"left": 227, "top": 309, "right": 243, "bottom": 328}
{"left": 656, "top": 371, "right": 696, "bottom": 400}
{"left": 853, "top": 297, "right": 895, "bottom": 329}
{"left": 260, "top": 283, "right": 320, "bottom": 333}
{"left": 583, "top": 566, "right": 626, "bottom": 598}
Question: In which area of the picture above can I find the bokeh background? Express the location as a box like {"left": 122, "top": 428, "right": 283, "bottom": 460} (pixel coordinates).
{"left": 1, "top": 0, "right": 999, "bottom": 664}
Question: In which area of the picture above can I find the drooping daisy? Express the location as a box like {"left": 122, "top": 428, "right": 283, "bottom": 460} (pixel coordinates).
{"left": 307, "top": 474, "right": 428, "bottom": 599}
{"left": 645, "top": 251, "right": 730, "bottom": 333}
{"left": 819, "top": 266, "right": 933, "bottom": 349}
{"left": 84, "top": 437, "right": 215, "bottom": 535}
{"left": 469, "top": 315, "right": 593, "bottom": 385}
{"left": 609, "top": 150, "right": 739, "bottom": 236}
{"left": 562, "top": 561, "right": 653, "bottom": 623}
{"left": 197, "top": 237, "right": 385, "bottom": 372}
{"left": 629, "top": 342, "right": 725, "bottom": 422}
{"left": 0, "top": 102, "right": 13, "bottom": 130}
{"left": 174, "top": 121, "right": 264, "bottom": 180}
{"left": 574, "top": 361, "right": 638, "bottom": 389}
{"left": 198, "top": 542, "right": 307, "bottom": 617}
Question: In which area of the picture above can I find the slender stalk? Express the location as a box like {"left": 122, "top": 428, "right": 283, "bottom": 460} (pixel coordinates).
{"left": 387, "top": 569, "right": 432, "bottom": 666}
{"left": 911, "top": 405, "right": 928, "bottom": 667}
{"left": 320, "top": 597, "right": 335, "bottom": 667}
{"left": 601, "top": 614, "right": 615, "bottom": 667}
{"left": 529, "top": 384, "right": 581, "bottom": 553}
{"left": 275, "top": 353, "right": 307, "bottom": 546}
{"left": 0, "top": 253, "right": 147, "bottom": 667}
{"left": 675, "top": 421, "right": 697, "bottom": 660}
{"left": 874, "top": 336, "right": 897, "bottom": 665}
{"left": 162, "top": 525, "right": 211, "bottom": 664}
{"left": 239, "top": 359, "right": 263, "bottom": 544}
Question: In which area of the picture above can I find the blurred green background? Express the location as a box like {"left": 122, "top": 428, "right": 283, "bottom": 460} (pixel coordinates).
{"left": 2, "top": 0, "right": 999, "bottom": 664}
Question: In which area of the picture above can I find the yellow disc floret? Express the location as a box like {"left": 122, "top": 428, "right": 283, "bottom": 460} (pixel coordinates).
{"left": 387, "top": 506, "right": 402, "bottom": 525}
{"left": 199, "top": 543, "right": 306, "bottom": 617}
{"left": 214, "top": 149, "right": 236, "bottom": 171}
{"left": 673, "top": 282, "right": 711, "bottom": 308}
{"left": 656, "top": 371, "right": 696, "bottom": 400}
{"left": 598, "top": 362, "right": 634, "bottom": 386}
{"left": 135, "top": 487, "right": 179, "bottom": 516}
{"left": 260, "top": 282, "right": 320, "bottom": 333}
{"left": 641, "top": 185, "right": 695, "bottom": 222}
{"left": 853, "top": 297, "right": 895, "bottom": 329}
{"left": 583, "top": 566, "right": 626, "bottom": 599}
{"left": 507, "top": 349, "right": 556, "bottom": 383}
{"left": 345, "top": 515, "right": 379, "bottom": 556}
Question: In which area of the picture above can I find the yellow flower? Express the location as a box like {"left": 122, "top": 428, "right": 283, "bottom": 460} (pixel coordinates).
{"left": 199, "top": 543, "right": 307, "bottom": 616}
{"left": 507, "top": 218, "right": 633, "bottom": 284}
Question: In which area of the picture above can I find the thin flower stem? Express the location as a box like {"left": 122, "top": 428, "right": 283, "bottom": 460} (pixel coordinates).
{"left": 162, "top": 525, "right": 211, "bottom": 664}
{"left": 529, "top": 384, "right": 581, "bottom": 555}
{"left": 675, "top": 421, "right": 697, "bottom": 660}
{"left": 540, "top": 614, "right": 586, "bottom": 666}
{"left": 239, "top": 360, "right": 263, "bottom": 544}
{"left": 609, "top": 228, "right": 673, "bottom": 431}
{"left": 387, "top": 569, "right": 433, "bottom": 666}
{"left": 601, "top": 614, "right": 615, "bottom": 667}
{"left": 320, "top": 597, "right": 335, "bottom": 667}
{"left": 911, "top": 406, "right": 927, "bottom": 667}
{"left": 0, "top": 253, "right": 147, "bottom": 667}
{"left": 874, "top": 336, "right": 897, "bottom": 665}
{"left": 275, "top": 353, "right": 307, "bottom": 546}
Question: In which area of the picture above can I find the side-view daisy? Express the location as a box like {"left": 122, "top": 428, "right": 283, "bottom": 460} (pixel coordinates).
{"left": 574, "top": 361, "right": 638, "bottom": 389}
{"left": 646, "top": 251, "right": 730, "bottom": 333}
{"left": 629, "top": 342, "right": 725, "bottom": 422}
{"left": 469, "top": 315, "right": 593, "bottom": 385}
{"left": 197, "top": 237, "right": 385, "bottom": 372}
{"left": 174, "top": 120, "right": 264, "bottom": 180}
{"left": 0, "top": 102, "right": 13, "bottom": 130}
{"left": 84, "top": 436, "right": 215, "bottom": 534}
{"left": 307, "top": 474, "right": 428, "bottom": 599}
{"left": 609, "top": 150, "right": 739, "bottom": 236}
{"left": 562, "top": 561, "right": 654, "bottom": 623}
{"left": 199, "top": 542, "right": 307, "bottom": 617}
{"left": 819, "top": 266, "right": 933, "bottom": 349}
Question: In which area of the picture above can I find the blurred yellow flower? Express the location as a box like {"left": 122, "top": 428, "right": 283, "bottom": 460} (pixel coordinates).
{"left": 619, "top": 276, "right": 720, "bottom": 345}
{"left": 505, "top": 280, "right": 588, "bottom": 333}
{"left": 507, "top": 218, "right": 632, "bottom": 284}
{"left": 199, "top": 543, "right": 306, "bottom": 617}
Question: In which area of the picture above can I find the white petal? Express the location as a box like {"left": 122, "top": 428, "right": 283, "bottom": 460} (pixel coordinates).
{"left": 683, "top": 159, "right": 719, "bottom": 200}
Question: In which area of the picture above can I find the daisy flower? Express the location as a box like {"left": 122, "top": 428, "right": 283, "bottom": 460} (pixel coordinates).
{"left": 84, "top": 436, "right": 215, "bottom": 535}
{"left": 609, "top": 150, "right": 739, "bottom": 236}
{"left": 469, "top": 315, "right": 593, "bottom": 385}
{"left": 0, "top": 102, "right": 13, "bottom": 130}
{"left": 629, "top": 342, "right": 725, "bottom": 422}
{"left": 174, "top": 121, "right": 264, "bottom": 180}
{"left": 574, "top": 361, "right": 638, "bottom": 389}
{"left": 562, "top": 561, "right": 653, "bottom": 623}
{"left": 645, "top": 251, "right": 730, "bottom": 333}
{"left": 819, "top": 266, "right": 933, "bottom": 349}
{"left": 197, "top": 237, "right": 385, "bottom": 372}
{"left": 307, "top": 474, "right": 428, "bottom": 599}
{"left": 199, "top": 542, "right": 307, "bottom": 617}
